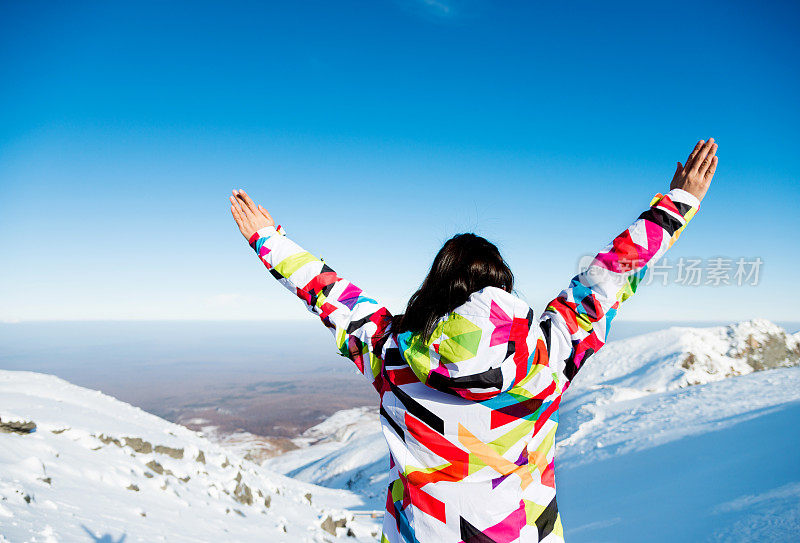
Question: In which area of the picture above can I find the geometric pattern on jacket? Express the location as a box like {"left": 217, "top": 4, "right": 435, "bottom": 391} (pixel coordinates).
{"left": 247, "top": 188, "right": 700, "bottom": 542}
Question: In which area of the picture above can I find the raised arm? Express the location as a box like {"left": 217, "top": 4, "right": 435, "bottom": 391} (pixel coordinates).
{"left": 540, "top": 139, "right": 717, "bottom": 393}
{"left": 230, "top": 190, "right": 392, "bottom": 389}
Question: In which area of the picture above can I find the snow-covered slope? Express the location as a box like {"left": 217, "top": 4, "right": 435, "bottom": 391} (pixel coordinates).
{"left": 557, "top": 368, "right": 800, "bottom": 543}
{"left": 0, "top": 371, "right": 380, "bottom": 543}
{"left": 558, "top": 318, "right": 800, "bottom": 462}
{"left": 264, "top": 407, "right": 388, "bottom": 508}
{"left": 264, "top": 319, "right": 800, "bottom": 541}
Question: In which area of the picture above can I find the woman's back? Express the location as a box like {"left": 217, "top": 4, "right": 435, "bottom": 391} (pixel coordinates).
{"left": 379, "top": 286, "right": 564, "bottom": 542}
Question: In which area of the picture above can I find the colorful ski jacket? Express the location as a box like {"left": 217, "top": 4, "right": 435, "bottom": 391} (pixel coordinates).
{"left": 247, "top": 188, "right": 700, "bottom": 543}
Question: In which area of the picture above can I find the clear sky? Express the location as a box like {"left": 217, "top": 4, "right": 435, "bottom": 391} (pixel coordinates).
{"left": 1, "top": 0, "right": 798, "bottom": 323}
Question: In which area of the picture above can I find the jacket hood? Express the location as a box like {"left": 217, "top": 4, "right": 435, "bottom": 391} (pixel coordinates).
{"left": 397, "top": 286, "right": 539, "bottom": 401}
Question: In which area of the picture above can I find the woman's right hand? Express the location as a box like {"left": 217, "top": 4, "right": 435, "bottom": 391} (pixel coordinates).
{"left": 230, "top": 189, "right": 275, "bottom": 241}
{"left": 670, "top": 138, "right": 718, "bottom": 202}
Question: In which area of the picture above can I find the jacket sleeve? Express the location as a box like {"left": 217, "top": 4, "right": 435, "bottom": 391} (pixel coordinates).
{"left": 247, "top": 225, "right": 392, "bottom": 387}
{"left": 539, "top": 188, "right": 701, "bottom": 393}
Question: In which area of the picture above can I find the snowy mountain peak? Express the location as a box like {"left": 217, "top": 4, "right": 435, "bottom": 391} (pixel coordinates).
{"left": 568, "top": 319, "right": 800, "bottom": 394}
{"left": 722, "top": 318, "right": 800, "bottom": 367}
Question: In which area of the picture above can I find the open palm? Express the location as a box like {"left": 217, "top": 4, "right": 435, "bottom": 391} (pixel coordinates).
{"left": 670, "top": 138, "right": 718, "bottom": 202}
{"left": 229, "top": 189, "right": 275, "bottom": 240}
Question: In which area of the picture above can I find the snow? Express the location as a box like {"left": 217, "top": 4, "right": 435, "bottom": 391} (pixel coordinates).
{"left": 558, "top": 392, "right": 800, "bottom": 542}
{"left": 264, "top": 407, "right": 388, "bottom": 508}
{"left": 2, "top": 319, "right": 799, "bottom": 541}
{"left": 193, "top": 423, "right": 285, "bottom": 465}
{"left": 0, "top": 371, "right": 380, "bottom": 542}
{"left": 557, "top": 366, "right": 800, "bottom": 466}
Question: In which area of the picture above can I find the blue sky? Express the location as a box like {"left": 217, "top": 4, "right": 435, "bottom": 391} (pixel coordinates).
{"left": 0, "top": 0, "right": 798, "bottom": 322}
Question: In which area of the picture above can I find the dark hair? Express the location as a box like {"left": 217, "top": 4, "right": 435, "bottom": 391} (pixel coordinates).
{"left": 391, "top": 233, "right": 513, "bottom": 342}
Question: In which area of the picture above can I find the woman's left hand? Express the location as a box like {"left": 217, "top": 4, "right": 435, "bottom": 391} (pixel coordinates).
{"left": 230, "top": 189, "right": 275, "bottom": 240}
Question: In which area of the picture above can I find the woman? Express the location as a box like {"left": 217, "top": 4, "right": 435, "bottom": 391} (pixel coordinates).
{"left": 230, "top": 139, "right": 717, "bottom": 543}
